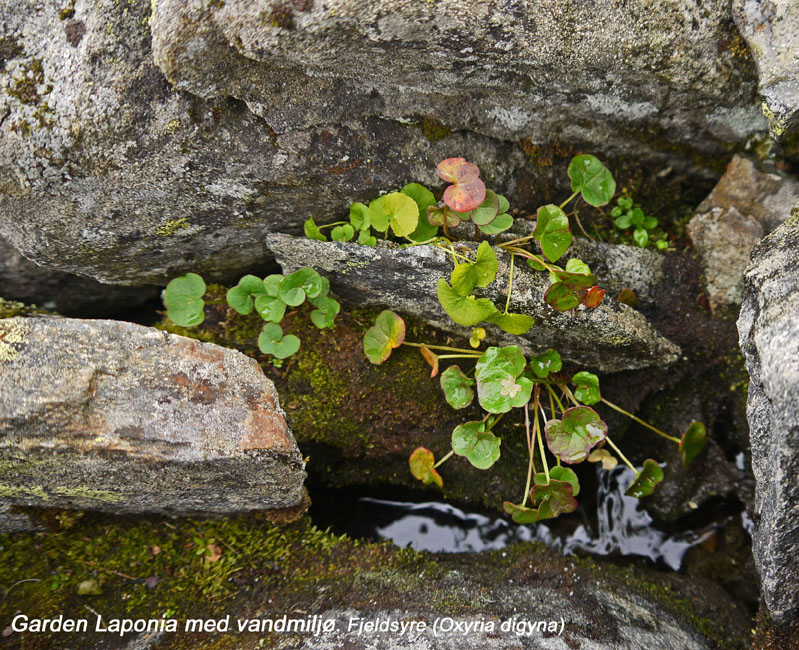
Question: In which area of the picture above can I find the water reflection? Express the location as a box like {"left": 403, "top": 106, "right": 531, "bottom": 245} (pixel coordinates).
{"left": 361, "top": 466, "right": 720, "bottom": 570}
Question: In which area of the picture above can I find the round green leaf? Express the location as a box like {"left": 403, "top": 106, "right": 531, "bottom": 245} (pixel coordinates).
{"left": 272, "top": 334, "right": 300, "bottom": 359}
{"left": 484, "top": 311, "right": 535, "bottom": 335}
{"left": 478, "top": 212, "right": 513, "bottom": 235}
{"left": 409, "top": 447, "right": 443, "bottom": 488}
{"left": 633, "top": 227, "right": 648, "bottom": 247}
{"left": 534, "top": 205, "right": 572, "bottom": 262}
{"left": 564, "top": 258, "right": 591, "bottom": 276}
{"left": 475, "top": 347, "right": 532, "bottom": 413}
{"left": 164, "top": 273, "right": 207, "bottom": 327}
{"left": 449, "top": 241, "right": 498, "bottom": 296}
{"left": 679, "top": 421, "right": 707, "bottom": 467}
{"left": 549, "top": 466, "right": 580, "bottom": 497}
{"left": 503, "top": 501, "right": 542, "bottom": 524}
{"left": 304, "top": 217, "right": 327, "bottom": 241}
{"left": 402, "top": 183, "right": 438, "bottom": 242}
{"left": 226, "top": 275, "right": 267, "bottom": 315}
{"left": 631, "top": 207, "right": 645, "bottom": 227}
{"left": 349, "top": 202, "right": 370, "bottom": 230}
{"left": 625, "top": 459, "right": 664, "bottom": 497}
{"left": 278, "top": 271, "right": 312, "bottom": 306}
{"left": 436, "top": 279, "right": 498, "bottom": 327}
{"left": 258, "top": 322, "right": 284, "bottom": 355}
{"left": 440, "top": 365, "right": 475, "bottom": 410}
{"left": 368, "top": 196, "right": 390, "bottom": 231}
{"left": 572, "top": 371, "right": 601, "bottom": 405}
{"left": 615, "top": 214, "right": 632, "bottom": 229}
{"left": 263, "top": 274, "right": 282, "bottom": 296}
{"left": 476, "top": 346, "right": 527, "bottom": 379}
{"left": 382, "top": 192, "right": 419, "bottom": 238}
{"left": 309, "top": 296, "right": 340, "bottom": 329}
{"left": 254, "top": 294, "right": 287, "bottom": 323}
{"left": 470, "top": 190, "right": 500, "bottom": 226}
{"left": 568, "top": 154, "right": 616, "bottom": 207}
{"left": 451, "top": 421, "right": 501, "bottom": 469}
{"left": 545, "top": 406, "right": 608, "bottom": 464}
{"left": 529, "top": 349, "right": 562, "bottom": 378}
{"left": 331, "top": 224, "right": 355, "bottom": 242}
{"left": 363, "top": 310, "right": 406, "bottom": 364}
{"left": 358, "top": 229, "right": 377, "bottom": 246}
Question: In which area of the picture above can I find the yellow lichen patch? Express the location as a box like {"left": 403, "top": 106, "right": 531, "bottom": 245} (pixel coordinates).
{"left": 156, "top": 217, "right": 189, "bottom": 236}
{"left": 0, "top": 317, "right": 29, "bottom": 361}
{"left": 761, "top": 99, "right": 787, "bottom": 138}
{"left": 166, "top": 119, "right": 181, "bottom": 134}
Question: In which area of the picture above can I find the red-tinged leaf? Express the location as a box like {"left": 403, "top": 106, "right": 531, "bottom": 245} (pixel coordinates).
{"left": 625, "top": 459, "right": 664, "bottom": 497}
{"left": 583, "top": 286, "right": 605, "bottom": 308}
{"left": 617, "top": 288, "right": 638, "bottom": 308}
{"left": 363, "top": 310, "right": 406, "bottom": 364}
{"left": 530, "top": 478, "right": 579, "bottom": 519}
{"left": 427, "top": 204, "right": 461, "bottom": 228}
{"left": 437, "top": 158, "right": 487, "bottom": 213}
{"left": 437, "top": 157, "right": 480, "bottom": 183}
{"left": 420, "top": 344, "right": 439, "bottom": 378}
{"left": 444, "top": 178, "right": 487, "bottom": 213}
{"left": 409, "top": 447, "right": 443, "bottom": 488}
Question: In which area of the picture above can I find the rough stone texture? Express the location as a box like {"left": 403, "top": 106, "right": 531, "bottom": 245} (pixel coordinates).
{"left": 737, "top": 213, "right": 799, "bottom": 623}
{"left": 0, "top": 317, "right": 306, "bottom": 518}
{"left": 733, "top": 0, "right": 799, "bottom": 138}
{"left": 266, "top": 234, "right": 680, "bottom": 373}
{"left": 151, "top": 0, "right": 764, "bottom": 151}
{"left": 688, "top": 155, "right": 799, "bottom": 314}
{"left": 0, "top": 235, "right": 159, "bottom": 316}
{"left": 0, "top": 0, "right": 768, "bottom": 287}
{"left": 0, "top": 502, "right": 38, "bottom": 532}
{"left": 687, "top": 206, "right": 764, "bottom": 315}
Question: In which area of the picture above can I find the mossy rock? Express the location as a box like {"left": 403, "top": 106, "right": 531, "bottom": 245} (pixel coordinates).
{"left": 0, "top": 511, "right": 750, "bottom": 649}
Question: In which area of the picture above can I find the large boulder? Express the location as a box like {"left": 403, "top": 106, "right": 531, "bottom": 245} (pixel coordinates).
{"left": 0, "top": 317, "right": 306, "bottom": 520}
{"left": 0, "top": 235, "right": 158, "bottom": 316}
{"left": 733, "top": 0, "right": 799, "bottom": 138}
{"left": 0, "top": 0, "right": 767, "bottom": 286}
{"left": 738, "top": 211, "right": 799, "bottom": 622}
{"left": 266, "top": 234, "right": 680, "bottom": 372}
{"left": 151, "top": 0, "right": 764, "bottom": 152}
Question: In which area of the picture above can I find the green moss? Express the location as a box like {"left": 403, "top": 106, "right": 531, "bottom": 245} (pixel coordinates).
{"left": 420, "top": 118, "right": 451, "bottom": 142}
{"left": 58, "top": 0, "right": 76, "bottom": 20}
{"left": 156, "top": 217, "right": 190, "bottom": 236}
{"left": 0, "top": 298, "right": 47, "bottom": 319}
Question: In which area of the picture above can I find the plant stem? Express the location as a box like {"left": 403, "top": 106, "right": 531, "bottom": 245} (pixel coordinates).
{"left": 504, "top": 253, "right": 515, "bottom": 314}
{"left": 486, "top": 412, "right": 505, "bottom": 430}
{"left": 546, "top": 385, "right": 566, "bottom": 415}
{"left": 599, "top": 398, "right": 681, "bottom": 444}
{"left": 521, "top": 401, "right": 535, "bottom": 508}
{"left": 433, "top": 450, "right": 454, "bottom": 469}
{"left": 501, "top": 246, "right": 559, "bottom": 273}
{"left": 317, "top": 221, "right": 348, "bottom": 229}
{"left": 434, "top": 241, "right": 472, "bottom": 264}
{"left": 438, "top": 354, "right": 482, "bottom": 360}
{"left": 402, "top": 342, "right": 479, "bottom": 354}
{"left": 603, "top": 436, "right": 638, "bottom": 476}
{"left": 561, "top": 384, "right": 581, "bottom": 407}
{"left": 500, "top": 234, "right": 535, "bottom": 248}
{"left": 560, "top": 191, "right": 579, "bottom": 210}
{"left": 534, "top": 388, "right": 550, "bottom": 484}
{"left": 573, "top": 210, "right": 594, "bottom": 241}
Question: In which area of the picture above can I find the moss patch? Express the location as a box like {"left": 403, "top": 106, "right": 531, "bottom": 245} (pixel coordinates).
{"left": 156, "top": 286, "right": 528, "bottom": 510}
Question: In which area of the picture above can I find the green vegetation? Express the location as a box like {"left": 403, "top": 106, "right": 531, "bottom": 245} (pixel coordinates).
{"left": 163, "top": 268, "right": 340, "bottom": 362}
{"left": 610, "top": 196, "right": 669, "bottom": 249}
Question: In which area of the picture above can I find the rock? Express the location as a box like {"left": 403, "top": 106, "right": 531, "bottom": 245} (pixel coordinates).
{"left": 687, "top": 206, "right": 763, "bottom": 315}
{"left": 0, "top": 502, "right": 39, "bottom": 533}
{"left": 0, "top": 317, "right": 306, "bottom": 516}
{"left": 0, "top": 514, "right": 753, "bottom": 649}
{"left": 696, "top": 155, "right": 799, "bottom": 233}
{"left": 737, "top": 212, "right": 799, "bottom": 622}
{"left": 733, "top": 0, "right": 799, "bottom": 138}
{"left": 0, "top": 0, "right": 767, "bottom": 286}
{"left": 689, "top": 155, "right": 799, "bottom": 315}
{"left": 0, "top": 235, "right": 159, "bottom": 316}
{"left": 151, "top": 0, "right": 764, "bottom": 152}
{"left": 266, "top": 234, "right": 680, "bottom": 372}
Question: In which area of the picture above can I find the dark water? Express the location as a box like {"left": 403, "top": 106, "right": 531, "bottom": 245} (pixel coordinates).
{"left": 311, "top": 464, "right": 747, "bottom": 571}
